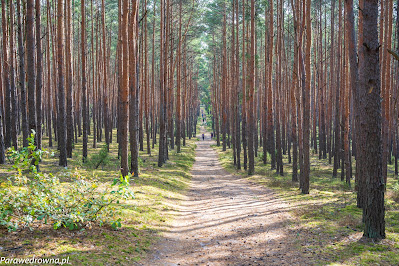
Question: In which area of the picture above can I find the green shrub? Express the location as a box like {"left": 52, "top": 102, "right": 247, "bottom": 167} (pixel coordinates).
{"left": 393, "top": 181, "right": 399, "bottom": 203}
{"left": 87, "top": 144, "right": 110, "bottom": 169}
{"left": 0, "top": 132, "right": 134, "bottom": 232}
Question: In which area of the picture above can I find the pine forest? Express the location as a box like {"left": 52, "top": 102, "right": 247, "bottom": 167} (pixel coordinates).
{"left": 0, "top": 0, "right": 398, "bottom": 265}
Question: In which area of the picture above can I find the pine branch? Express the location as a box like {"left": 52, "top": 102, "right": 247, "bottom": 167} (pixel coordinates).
{"left": 387, "top": 49, "right": 399, "bottom": 61}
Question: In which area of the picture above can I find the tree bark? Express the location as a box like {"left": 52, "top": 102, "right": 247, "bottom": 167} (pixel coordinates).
{"left": 2, "top": 0, "right": 11, "bottom": 148}
{"left": 35, "top": 0, "right": 43, "bottom": 150}
{"left": 360, "top": 0, "right": 385, "bottom": 239}
{"left": 57, "top": 0, "right": 67, "bottom": 166}
{"left": 129, "top": 0, "right": 139, "bottom": 177}
{"left": 17, "top": 0, "right": 29, "bottom": 147}
{"left": 120, "top": 0, "right": 129, "bottom": 177}
{"left": 9, "top": 0, "right": 18, "bottom": 149}
{"left": 301, "top": 0, "right": 311, "bottom": 194}
{"left": 267, "top": 0, "right": 276, "bottom": 170}
{"left": 66, "top": 0, "right": 74, "bottom": 157}
{"left": 103, "top": 0, "right": 110, "bottom": 151}
{"left": 247, "top": 0, "right": 255, "bottom": 175}
{"left": 82, "top": 0, "right": 88, "bottom": 161}
{"left": 26, "top": 0, "right": 37, "bottom": 142}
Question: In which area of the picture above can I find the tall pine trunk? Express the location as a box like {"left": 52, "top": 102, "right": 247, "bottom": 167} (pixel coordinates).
{"left": 360, "top": 0, "right": 385, "bottom": 239}
{"left": 247, "top": 0, "right": 255, "bottom": 175}
{"left": 82, "top": 0, "right": 88, "bottom": 161}
{"left": 26, "top": 0, "right": 37, "bottom": 142}
{"left": 17, "top": 0, "right": 28, "bottom": 147}
{"left": 129, "top": 0, "right": 139, "bottom": 177}
{"left": 35, "top": 0, "right": 43, "bottom": 150}
{"left": 66, "top": 0, "right": 74, "bottom": 157}
{"left": 2, "top": 0, "right": 11, "bottom": 148}
{"left": 9, "top": 0, "right": 18, "bottom": 149}
{"left": 56, "top": 0, "right": 67, "bottom": 166}
{"left": 120, "top": 0, "right": 129, "bottom": 177}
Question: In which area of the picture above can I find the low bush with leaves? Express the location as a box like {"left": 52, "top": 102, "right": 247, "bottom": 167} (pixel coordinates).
{"left": 0, "top": 132, "right": 134, "bottom": 232}
{"left": 87, "top": 144, "right": 110, "bottom": 169}
{"left": 392, "top": 181, "right": 399, "bottom": 203}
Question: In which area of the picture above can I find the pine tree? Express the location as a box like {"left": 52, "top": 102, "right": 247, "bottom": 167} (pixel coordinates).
{"left": 359, "top": 0, "right": 385, "bottom": 239}
{"left": 57, "top": 0, "right": 67, "bottom": 166}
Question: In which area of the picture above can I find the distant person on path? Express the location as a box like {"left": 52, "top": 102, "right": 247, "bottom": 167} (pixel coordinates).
{"left": 211, "top": 132, "right": 214, "bottom": 139}
{"left": 202, "top": 134, "right": 205, "bottom": 140}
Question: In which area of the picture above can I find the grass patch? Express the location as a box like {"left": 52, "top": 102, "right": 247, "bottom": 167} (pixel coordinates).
{"left": 213, "top": 144, "right": 399, "bottom": 265}
{"left": 0, "top": 128, "right": 196, "bottom": 265}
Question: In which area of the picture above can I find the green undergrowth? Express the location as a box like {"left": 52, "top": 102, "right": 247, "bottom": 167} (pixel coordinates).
{"left": 213, "top": 144, "right": 399, "bottom": 266}
{"left": 0, "top": 129, "right": 196, "bottom": 265}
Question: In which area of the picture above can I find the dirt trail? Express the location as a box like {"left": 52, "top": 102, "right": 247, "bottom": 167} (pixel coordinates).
{"left": 139, "top": 127, "right": 308, "bottom": 265}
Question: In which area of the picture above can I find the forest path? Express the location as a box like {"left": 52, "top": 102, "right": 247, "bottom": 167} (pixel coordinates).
{"left": 139, "top": 126, "right": 308, "bottom": 265}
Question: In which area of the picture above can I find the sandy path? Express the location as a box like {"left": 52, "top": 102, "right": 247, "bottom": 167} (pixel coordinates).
{"left": 139, "top": 127, "right": 307, "bottom": 265}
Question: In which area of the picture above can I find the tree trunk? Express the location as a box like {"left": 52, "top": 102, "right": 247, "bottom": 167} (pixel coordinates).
{"left": 359, "top": 0, "right": 385, "bottom": 239}
{"left": 82, "top": 0, "right": 88, "bottom": 161}
{"left": 2, "top": 0, "right": 11, "bottom": 148}
{"left": 333, "top": 0, "right": 342, "bottom": 179}
{"left": 301, "top": 0, "right": 311, "bottom": 194}
{"left": 65, "top": 0, "right": 74, "bottom": 157}
{"left": 9, "top": 0, "right": 18, "bottom": 149}
{"left": 129, "top": 0, "right": 139, "bottom": 177}
{"left": 57, "top": 0, "right": 67, "bottom": 166}
{"left": 17, "top": 0, "right": 29, "bottom": 147}
{"left": 267, "top": 0, "right": 276, "bottom": 170}
{"left": 120, "top": 0, "right": 129, "bottom": 177}
{"left": 26, "top": 0, "right": 37, "bottom": 142}
{"left": 34, "top": 0, "right": 42, "bottom": 150}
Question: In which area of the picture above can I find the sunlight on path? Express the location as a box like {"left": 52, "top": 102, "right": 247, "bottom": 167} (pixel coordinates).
{"left": 139, "top": 126, "right": 307, "bottom": 265}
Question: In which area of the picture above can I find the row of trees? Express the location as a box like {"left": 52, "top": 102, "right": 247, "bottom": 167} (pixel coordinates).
{"left": 207, "top": 0, "right": 388, "bottom": 239}
{"left": 0, "top": 0, "right": 201, "bottom": 175}
{"left": 0, "top": 0, "right": 388, "bottom": 240}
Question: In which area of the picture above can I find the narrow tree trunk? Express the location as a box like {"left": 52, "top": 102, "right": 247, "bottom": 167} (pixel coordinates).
{"left": 82, "top": 0, "right": 88, "bottom": 161}
{"left": 267, "top": 0, "right": 276, "bottom": 170}
{"left": 103, "top": 0, "right": 110, "bottom": 150}
{"left": 66, "top": 0, "right": 74, "bottom": 157}
{"left": 158, "top": 0, "right": 167, "bottom": 167}
{"left": 9, "top": 0, "right": 18, "bottom": 149}
{"left": 26, "top": 0, "right": 37, "bottom": 142}
{"left": 247, "top": 0, "right": 255, "bottom": 175}
{"left": 301, "top": 0, "right": 311, "bottom": 194}
{"left": 144, "top": 0, "right": 151, "bottom": 155}
{"left": 17, "top": 0, "right": 29, "bottom": 147}
{"left": 242, "top": 35, "right": 247, "bottom": 169}
{"left": 120, "top": 0, "right": 129, "bottom": 176}
{"left": 91, "top": 0, "right": 97, "bottom": 149}
{"left": 333, "top": 0, "right": 343, "bottom": 179}
{"left": 56, "top": 0, "right": 67, "bottom": 166}
{"left": 176, "top": 0, "right": 182, "bottom": 153}
{"left": 2, "top": 0, "right": 11, "bottom": 148}
{"left": 129, "top": 0, "right": 139, "bottom": 177}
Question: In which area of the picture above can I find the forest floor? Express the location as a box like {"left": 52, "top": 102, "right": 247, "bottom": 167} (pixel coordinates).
{"left": 1, "top": 122, "right": 398, "bottom": 265}
{"left": 139, "top": 126, "right": 308, "bottom": 265}
{"left": 0, "top": 129, "right": 198, "bottom": 265}
{"left": 214, "top": 135, "right": 399, "bottom": 265}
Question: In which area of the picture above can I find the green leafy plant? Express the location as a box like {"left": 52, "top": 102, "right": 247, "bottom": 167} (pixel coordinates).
{"left": 6, "top": 131, "right": 46, "bottom": 175}
{"left": 259, "top": 152, "right": 265, "bottom": 161}
{"left": 392, "top": 181, "right": 399, "bottom": 203}
{"left": 87, "top": 144, "right": 110, "bottom": 169}
{"left": 0, "top": 132, "right": 134, "bottom": 232}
